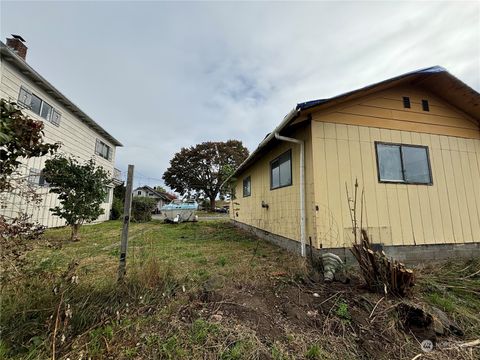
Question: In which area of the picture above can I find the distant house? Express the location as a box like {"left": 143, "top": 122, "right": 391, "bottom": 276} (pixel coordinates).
{"left": 133, "top": 186, "right": 171, "bottom": 213}
{"left": 0, "top": 36, "right": 122, "bottom": 227}
{"left": 227, "top": 66, "right": 480, "bottom": 263}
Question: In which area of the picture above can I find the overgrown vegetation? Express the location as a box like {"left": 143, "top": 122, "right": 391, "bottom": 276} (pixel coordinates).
{"left": 0, "top": 99, "right": 59, "bottom": 275}
{"left": 1, "top": 220, "right": 478, "bottom": 359}
{"left": 131, "top": 197, "right": 157, "bottom": 222}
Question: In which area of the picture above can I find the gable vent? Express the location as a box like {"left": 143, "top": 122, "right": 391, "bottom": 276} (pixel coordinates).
{"left": 422, "top": 100, "right": 430, "bottom": 111}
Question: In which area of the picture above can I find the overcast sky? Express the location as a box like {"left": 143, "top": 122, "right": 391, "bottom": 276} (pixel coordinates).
{"left": 1, "top": 1, "right": 479, "bottom": 189}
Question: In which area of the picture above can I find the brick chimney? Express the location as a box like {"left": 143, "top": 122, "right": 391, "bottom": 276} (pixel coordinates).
{"left": 6, "top": 34, "right": 27, "bottom": 60}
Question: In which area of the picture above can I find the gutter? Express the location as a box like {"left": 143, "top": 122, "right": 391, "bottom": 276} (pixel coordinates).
{"left": 274, "top": 132, "right": 306, "bottom": 257}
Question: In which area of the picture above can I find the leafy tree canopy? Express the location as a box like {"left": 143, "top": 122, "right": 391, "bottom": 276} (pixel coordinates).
{"left": 163, "top": 140, "right": 248, "bottom": 210}
{"left": 43, "top": 156, "right": 110, "bottom": 241}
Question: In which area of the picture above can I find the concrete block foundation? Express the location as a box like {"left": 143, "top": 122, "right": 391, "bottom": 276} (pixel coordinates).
{"left": 231, "top": 220, "right": 480, "bottom": 265}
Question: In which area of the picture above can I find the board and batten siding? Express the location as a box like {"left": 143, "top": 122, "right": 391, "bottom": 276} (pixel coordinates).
{"left": 0, "top": 59, "right": 116, "bottom": 227}
{"left": 311, "top": 85, "right": 480, "bottom": 248}
{"left": 230, "top": 126, "right": 317, "bottom": 245}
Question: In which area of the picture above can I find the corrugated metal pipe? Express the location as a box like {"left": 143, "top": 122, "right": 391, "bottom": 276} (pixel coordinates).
{"left": 274, "top": 132, "right": 306, "bottom": 257}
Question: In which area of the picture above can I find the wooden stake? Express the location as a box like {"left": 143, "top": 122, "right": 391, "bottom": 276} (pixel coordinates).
{"left": 118, "top": 165, "right": 134, "bottom": 281}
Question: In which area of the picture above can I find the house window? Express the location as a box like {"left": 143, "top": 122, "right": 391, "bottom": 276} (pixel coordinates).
{"left": 402, "top": 97, "right": 410, "bottom": 108}
{"left": 51, "top": 109, "right": 62, "bottom": 126}
{"left": 422, "top": 100, "right": 430, "bottom": 111}
{"left": 30, "top": 94, "right": 42, "bottom": 115}
{"left": 270, "top": 149, "right": 292, "bottom": 189}
{"left": 137, "top": 190, "right": 142, "bottom": 195}
{"left": 375, "top": 142, "right": 432, "bottom": 185}
{"left": 40, "top": 101, "right": 52, "bottom": 120}
{"left": 104, "top": 187, "right": 111, "bottom": 203}
{"left": 28, "top": 168, "right": 49, "bottom": 187}
{"left": 17, "top": 86, "right": 61, "bottom": 126}
{"left": 95, "top": 139, "right": 112, "bottom": 160}
{"left": 18, "top": 86, "right": 32, "bottom": 107}
{"left": 243, "top": 176, "right": 251, "bottom": 197}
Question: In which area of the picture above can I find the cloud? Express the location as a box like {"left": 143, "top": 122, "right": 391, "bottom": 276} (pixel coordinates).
{"left": 1, "top": 1, "right": 479, "bottom": 189}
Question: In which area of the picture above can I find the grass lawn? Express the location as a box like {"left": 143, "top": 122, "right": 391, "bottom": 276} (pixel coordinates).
{"left": 1, "top": 220, "right": 479, "bottom": 359}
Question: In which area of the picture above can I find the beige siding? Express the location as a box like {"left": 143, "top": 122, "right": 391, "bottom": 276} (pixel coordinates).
{"left": 0, "top": 60, "right": 116, "bottom": 227}
{"left": 311, "top": 85, "right": 480, "bottom": 140}
{"left": 311, "top": 121, "right": 480, "bottom": 247}
{"left": 230, "top": 126, "right": 316, "bottom": 245}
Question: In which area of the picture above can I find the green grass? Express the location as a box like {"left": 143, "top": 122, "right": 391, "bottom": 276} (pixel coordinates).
{"left": 417, "top": 258, "right": 480, "bottom": 336}
{"left": 1, "top": 220, "right": 479, "bottom": 359}
{"left": 0, "top": 219, "right": 300, "bottom": 359}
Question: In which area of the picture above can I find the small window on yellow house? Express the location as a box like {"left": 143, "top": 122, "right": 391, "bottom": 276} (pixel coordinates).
{"left": 270, "top": 149, "right": 292, "bottom": 189}
{"left": 375, "top": 142, "right": 432, "bottom": 185}
{"left": 243, "top": 176, "right": 251, "bottom": 197}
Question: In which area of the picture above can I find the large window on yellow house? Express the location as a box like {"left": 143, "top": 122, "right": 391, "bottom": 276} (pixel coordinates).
{"left": 375, "top": 142, "right": 432, "bottom": 185}
{"left": 270, "top": 149, "right": 292, "bottom": 189}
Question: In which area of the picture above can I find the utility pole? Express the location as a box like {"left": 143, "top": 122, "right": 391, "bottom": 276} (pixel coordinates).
{"left": 118, "top": 164, "right": 134, "bottom": 281}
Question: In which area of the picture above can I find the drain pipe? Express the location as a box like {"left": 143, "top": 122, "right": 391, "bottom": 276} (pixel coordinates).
{"left": 274, "top": 132, "right": 306, "bottom": 257}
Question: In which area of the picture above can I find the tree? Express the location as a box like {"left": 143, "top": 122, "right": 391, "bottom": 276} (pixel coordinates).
{"left": 152, "top": 185, "right": 167, "bottom": 193}
{"left": 43, "top": 156, "right": 110, "bottom": 241}
{"left": 163, "top": 140, "right": 249, "bottom": 210}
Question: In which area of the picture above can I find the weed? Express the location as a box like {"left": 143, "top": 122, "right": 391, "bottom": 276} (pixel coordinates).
{"left": 221, "top": 340, "right": 252, "bottom": 360}
{"left": 336, "top": 301, "right": 351, "bottom": 322}
{"left": 123, "top": 346, "right": 138, "bottom": 358}
{"left": 195, "top": 257, "right": 208, "bottom": 265}
{"left": 426, "top": 292, "right": 455, "bottom": 312}
{"left": 159, "top": 336, "right": 185, "bottom": 359}
{"left": 271, "top": 343, "right": 291, "bottom": 360}
{"left": 305, "top": 344, "right": 324, "bottom": 359}
{"left": 216, "top": 256, "right": 227, "bottom": 266}
{"left": 190, "top": 318, "right": 219, "bottom": 344}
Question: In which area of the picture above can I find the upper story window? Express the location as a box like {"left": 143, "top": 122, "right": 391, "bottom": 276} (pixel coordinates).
{"left": 375, "top": 142, "right": 432, "bottom": 185}
{"left": 422, "top": 100, "right": 430, "bottom": 111}
{"left": 95, "top": 139, "right": 112, "bottom": 161}
{"left": 402, "top": 97, "right": 411, "bottom": 108}
{"left": 137, "top": 190, "right": 142, "bottom": 195}
{"left": 18, "top": 86, "right": 61, "bottom": 126}
{"left": 270, "top": 149, "right": 292, "bottom": 190}
{"left": 243, "top": 176, "right": 251, "bottom": 197}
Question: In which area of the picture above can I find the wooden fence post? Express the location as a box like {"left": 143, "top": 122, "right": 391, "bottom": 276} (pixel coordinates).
{"left": 118, "top": 164, "right": 134, "bottom": 281}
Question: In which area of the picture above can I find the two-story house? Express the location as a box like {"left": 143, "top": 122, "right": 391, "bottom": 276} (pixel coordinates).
{"left": 0, "top": 35, "right": 122, "bottom": 227}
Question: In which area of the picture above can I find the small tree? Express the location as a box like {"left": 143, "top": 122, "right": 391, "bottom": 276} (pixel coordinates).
{"left": 43, "top": 156, "right": 110, "bottom": 241}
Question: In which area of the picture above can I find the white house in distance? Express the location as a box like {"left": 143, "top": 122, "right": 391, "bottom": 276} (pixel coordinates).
{"left": 133, "top": 186, "right": 172, "bottom": 213}
{"left": 0, "top": 35, "right": 122, "bottom": 227}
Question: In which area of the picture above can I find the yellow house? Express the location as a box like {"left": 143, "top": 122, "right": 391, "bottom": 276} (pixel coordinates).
{"left": 227, "top": 66, "right": 480, "bottom": 262}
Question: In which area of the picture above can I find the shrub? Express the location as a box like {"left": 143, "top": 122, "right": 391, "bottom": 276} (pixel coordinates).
{"left": 111, "top": 197, "right": 123, "bottom": 220}
{"left": 131, "top": 197, "right": 157, "bottom": 222}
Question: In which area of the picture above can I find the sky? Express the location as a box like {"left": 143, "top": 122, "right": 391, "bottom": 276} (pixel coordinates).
{"left": 1, "top": 1, "right": 479, "bottom": 189}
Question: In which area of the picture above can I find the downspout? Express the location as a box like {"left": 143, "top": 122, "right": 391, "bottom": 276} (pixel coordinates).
{"left": 274, "top": 132, "right": 306, "bottom": 257}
